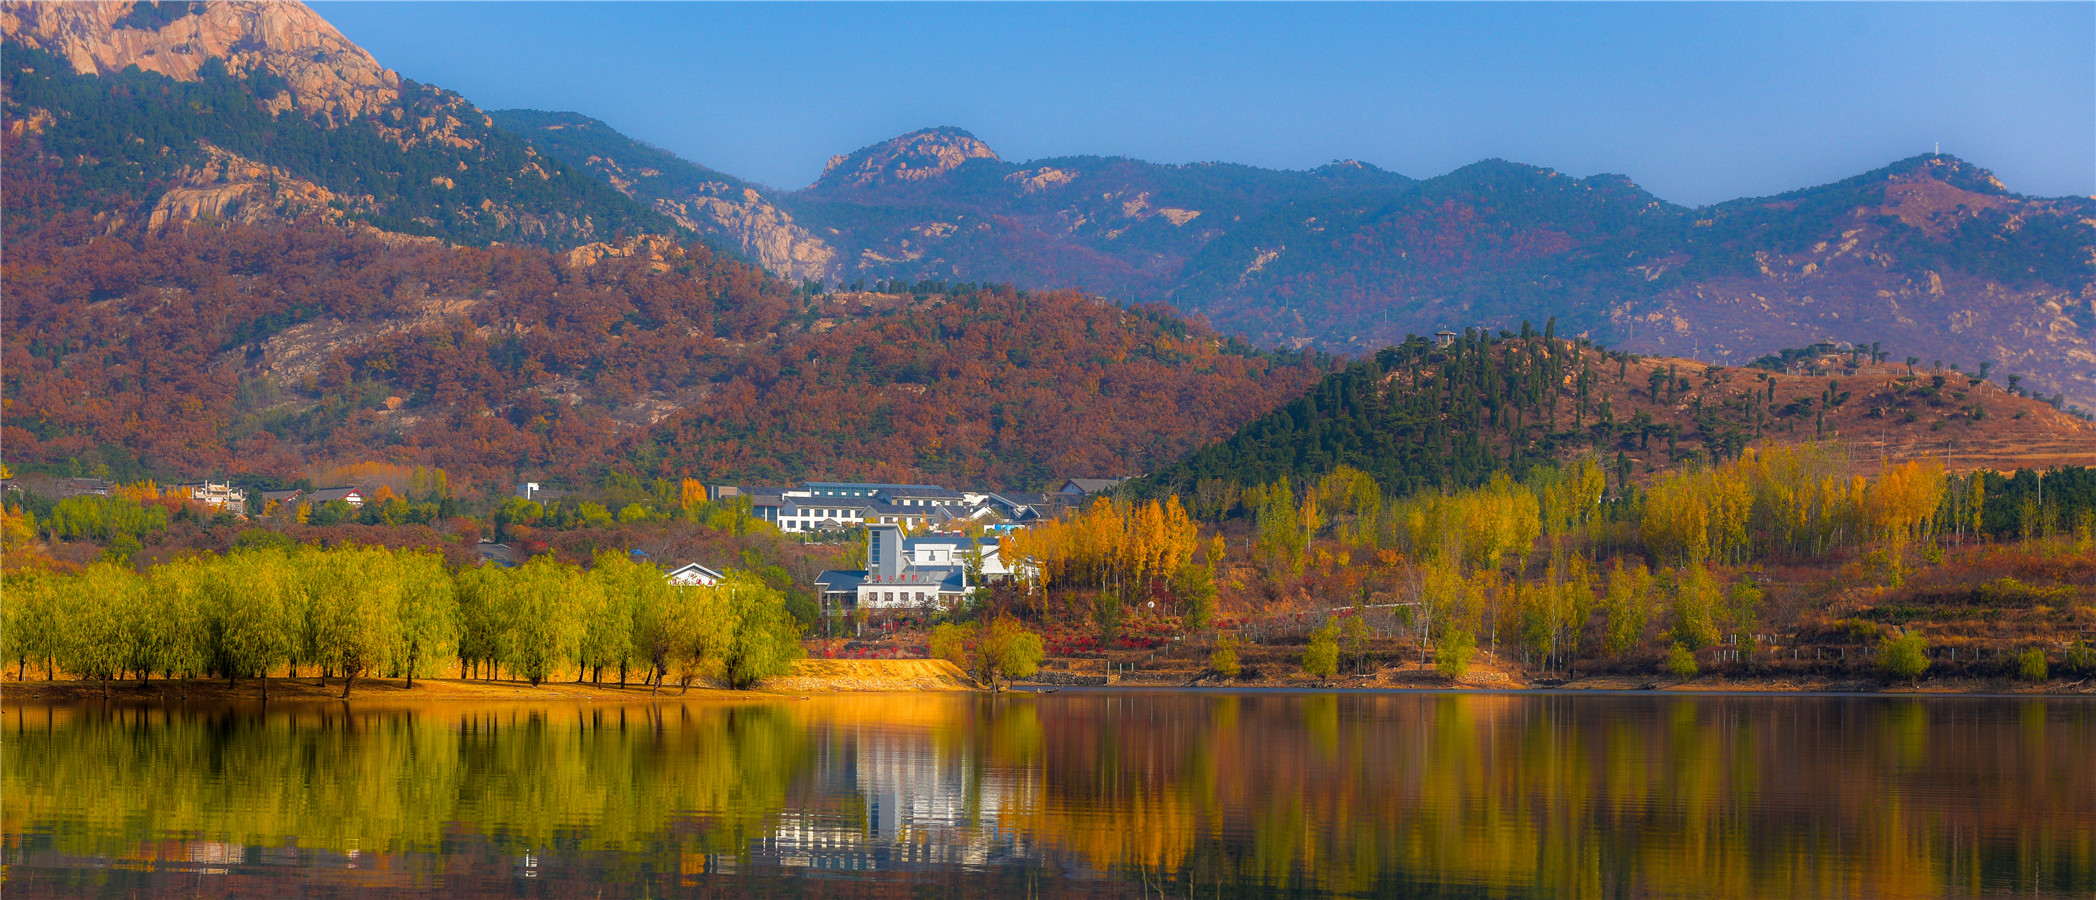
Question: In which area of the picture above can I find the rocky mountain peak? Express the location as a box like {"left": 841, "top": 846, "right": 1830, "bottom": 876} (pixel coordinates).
{"left": 812, "top": 126, "right": 999, "bottom": 192}
{"left": 1, "top": 0, "right": 401, "bottom": 125}
{"left": 1887, "top": 153, "right": 2010, "bottom": 196}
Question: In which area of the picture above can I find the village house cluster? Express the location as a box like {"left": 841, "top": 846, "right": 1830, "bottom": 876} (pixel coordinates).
{"left": 21, "top": 471, "right": 1133, "bottom": 616}
{"left": 18, "top": 476, "right": 367, "bottom": 519}
{"left": 710, "top": 478, "right": 1128, "bottom": 534}
{"left": 710, "top": 478, "right": 1129, "bottom": 617}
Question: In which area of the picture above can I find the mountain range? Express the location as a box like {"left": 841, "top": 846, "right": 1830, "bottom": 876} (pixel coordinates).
{"left": 502, "top": 112, "right": 2096, "bottom": 411}
{"left": 2, "top": 0, "right": 2090, "bottom": 495}
{"left": 9, "top": 1, "right": 2090, "bottom": 409}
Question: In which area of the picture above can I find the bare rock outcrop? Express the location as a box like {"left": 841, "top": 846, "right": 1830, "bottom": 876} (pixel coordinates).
{"left": 2, "top": 0, "right": 401, "bottom": 126}
{"left": 146, "top": 142, "right": 361, "bottom": 231}
{"left": 1006, "top": 166, "right": 1077, "bottom": 194}
{"left": 815, "top": 127, "right": 999, "bottom": 191}
{"left": 671, "top": 189, "right": 839, "bottom": 282}
{"left": 563, "top": 234, "right": 686, "bottom": 271}
{"left": 569, "top": 150, "right": 839, "bottom": 282}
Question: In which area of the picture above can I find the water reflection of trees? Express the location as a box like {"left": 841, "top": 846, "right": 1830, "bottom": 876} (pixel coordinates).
{"left": 5, "top": 701, "right": 805, "bottom": 861}
{"left": 5, "top": 695, "right": 2093, "bottom": 898}
{"left": 990, "top": 694, "right": 2096, "bottom": 898}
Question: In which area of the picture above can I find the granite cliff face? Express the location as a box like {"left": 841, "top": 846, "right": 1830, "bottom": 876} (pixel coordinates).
{"left": 488, "top": 110, "right": 838, "bottom": 281}
{"left": 1, "top": 0, "right": 399, "bottom": 125}
{"left": 671, "top": 187, "right": 838, "bottom": 283}
{"left": 2, "top": 1, "right": 670, "bottom": 247}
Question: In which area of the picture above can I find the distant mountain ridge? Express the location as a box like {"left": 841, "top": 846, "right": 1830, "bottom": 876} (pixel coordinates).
{"left": 5, "top": 0, "right": 2092, "bottom": 414}
{"left": 504, "top": 119, "right": 2096, "bottom": 410}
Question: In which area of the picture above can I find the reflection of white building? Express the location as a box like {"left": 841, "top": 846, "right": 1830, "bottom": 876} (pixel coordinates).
{"left": 857, "top": 735, "right": 1014, "bottom": 867}
{"left": 759, "top": 724, "right": 1035, "bottom": 872}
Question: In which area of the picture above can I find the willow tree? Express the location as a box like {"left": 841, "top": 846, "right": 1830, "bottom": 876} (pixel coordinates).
{"left": 305, "top": 546, "right": 404, "bottom": 698}
{"left": 1, "top": 571, "right": 60, "bottom": 681}
{"left": 56, "top": 564, "right": 138, "bottom": 696}
{"left": 596, "top": 551, "right": 672, "bottom": 686}
{"left": 212, "top": 549, "right": 302, "bottom": 698}
{"left": 504, "top": 555, "right": 584, "bottom": 686}
{"left": 931, "top": 616, "right": 1043, "bottom": 692}
{"left": 1300, "top": 618, "right": 1340, "bottom": 681}
{"left": 143, "top": 557, "right": 213, "bottom": 692}
{"left": 393, "top": 550, "right": 459, "bottom": 688}
{"left": 715, "top": 573, "right": 804, "bottom": 690}
{"left": 651, "top": 583, "right": 717, "bottom": 693}
{"left": 576, "top": 552, "right": 641, "bottom": 684}
{"left": 455, "top": 565, "right": 506, "bottom": 680}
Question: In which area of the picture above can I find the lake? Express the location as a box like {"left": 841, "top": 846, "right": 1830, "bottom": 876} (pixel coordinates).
{"left": 4, "top": 690, "right": 2092, "bottom": 898}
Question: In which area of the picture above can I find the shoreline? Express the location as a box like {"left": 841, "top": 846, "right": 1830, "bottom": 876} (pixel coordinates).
{"left": 9, "top": 670, "right": 2092, "bottom": 707}
{"left": 1029, "top": 664, "right": 2096, "bottom": 695}
{"left": 1012, "top": 680, "right": 2096, "bottom": 699}
{"left": 0, "top": 659, "right": 981, "bottom": 706}
{"left": 1022, "top": 653, "right": 2096, "bottom": 696}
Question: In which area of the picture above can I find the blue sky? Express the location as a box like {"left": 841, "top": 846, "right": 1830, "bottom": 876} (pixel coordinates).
{"left": 312, "top": 2, "right": 2094, "bottom": 206}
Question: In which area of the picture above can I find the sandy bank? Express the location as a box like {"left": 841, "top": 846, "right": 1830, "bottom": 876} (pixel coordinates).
{"left": 765, "top": 659, "right": 980, "bottom": 693}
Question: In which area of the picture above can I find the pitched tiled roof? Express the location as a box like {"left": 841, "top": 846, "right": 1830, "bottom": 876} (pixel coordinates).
{"left": 814, "top": 570, "right": 867, "bottom": 592}
{"left": 1061, "top": 478, "right": 1128, "bottom": 494}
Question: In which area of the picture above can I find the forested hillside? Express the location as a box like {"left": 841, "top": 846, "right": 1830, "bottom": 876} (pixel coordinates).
{"left": 0, "top": 215, "right": 1324, "bottom": 492}
{"left": 1141, "top": 327, "right": 2096, "bottom": 509}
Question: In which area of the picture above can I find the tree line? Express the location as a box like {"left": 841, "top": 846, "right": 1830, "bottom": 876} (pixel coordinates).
{"left": 0, "top": 545, "right": 803, "bottom": 696}
{"left": 1000, "top": 495, "right": 1219, "bottom": 631}
{"left": 1199, "top": 447, "right": 2091, "bottom": 675}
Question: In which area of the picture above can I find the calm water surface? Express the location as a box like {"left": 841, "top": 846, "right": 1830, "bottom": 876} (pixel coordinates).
{"left": 4, "top": 690, "right": 2092, "bottom": 898}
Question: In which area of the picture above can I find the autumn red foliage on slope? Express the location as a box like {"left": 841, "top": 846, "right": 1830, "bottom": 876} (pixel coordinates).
{"left": 2, "top": 209, "right": 1325, "bottom": 492}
